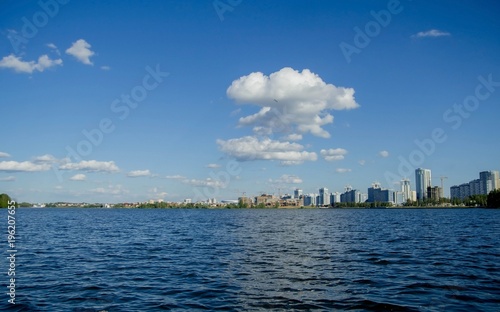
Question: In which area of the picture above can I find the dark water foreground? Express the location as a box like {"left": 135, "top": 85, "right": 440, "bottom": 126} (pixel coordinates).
{"left": 2, "top": 208, "right": 499, "bottom": 311}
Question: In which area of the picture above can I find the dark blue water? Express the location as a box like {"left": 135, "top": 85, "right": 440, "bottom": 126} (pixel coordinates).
{"left": 2, "top": 208, "right": 499, "bottom": 311}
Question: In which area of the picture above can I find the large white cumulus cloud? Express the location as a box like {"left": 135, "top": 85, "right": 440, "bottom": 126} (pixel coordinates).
{"left": 227, "top": 67, "right": 360, "bottom": 138}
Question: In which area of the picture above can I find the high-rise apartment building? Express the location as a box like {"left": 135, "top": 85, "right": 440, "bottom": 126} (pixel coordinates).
{"left": 450, "top": 170, "right": 500, "bottom": 200}
{"left": 294, "top": 188, "right": 303, "bottom": 199}
{"left": 401, "top": 178, "right": 411, "bottom": 202}
{"left": 367, "top": 182, "right": 394, "bottom": 204}
{"left": 319, "top": 187, "right": 330, "bottom": 206}
{"left": 415, "top": 168, "right": 432, "bottom": 201}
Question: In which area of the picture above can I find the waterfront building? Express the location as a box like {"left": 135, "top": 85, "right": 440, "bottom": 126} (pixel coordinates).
{"left": 450, "top": 185, "right": 460, "bottom": 200}
{"left": 319, "top": 187, "right": 330, "bottom": 206}
{"left": 255, "top": 194, "right": 277, "bottom": 206}
{"left": 410, "top": 191, "right": 417, "bottom": 201}
{"left": 459, "top": 183, "right": 470, "bottom": 199}
{"left": 415, "top": 168, "right": 432, "bottom": 201}
{"left": 480, "top": 171, "right": 499, "bottom": 194}
{"left": 238, "top": 196, "right": 253, "bottom": 207}
{"left": 469, "top": 179, "right": 481, "bottom": 196}
{"left": 330, "top": 192, "right": 341, "bottom": 204}
{"left": 294, "top": 188, "right": 303, "bottom": 199}
{"left": 393, "top": 192, "right": 405, "bottom": 205}
{"left": 340, "top": 189, "right": 361, "bottom": 203}
{"left": 303, "top": 193, "right": 317, "bottom": 206}
{"left": 450, "top": 170, "right": 500, "bottom": 200}
{"left": 427, "top": 186, "right": 442, "bottom": 201}
{"left": 367, "top": 182, "right": 394, "bottom": 204}
{"left": 401, "top": 178, "right": 412, "bottom": 202}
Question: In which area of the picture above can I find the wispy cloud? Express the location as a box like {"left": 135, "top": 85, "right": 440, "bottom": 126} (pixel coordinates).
{"left": 0, "top": 176, "right": 15, "bottom": 182}
{"left": 166, "top": 174, "right": 186, "bottom": 180}
{"left": 66, "top": 39, "right": 95, "bottom": 65}
{"left": 127, "top": 169, "right": 152, "bottom": 177}
{"left": 379, "top": 150, "right": 389, "bottom": 158}
{"left": 47, "top": 43, "right": 61, "bottom": 55}
{"left": 335, "top": 168, "right": 351, "bottom": 174}
{"left": 70, "top": 174, "right": 86, "bottom": 181}
{"left": 33, "top": 154, "right": 59, "bottom": 164}
{"left": 206, "top": 163, "right": 221, "bottom": 169}
{"left": 0, "top": 161, "right": 51, "bottom": 172}
{"left": 412, "top": 29, "right": 451, "bottom": 39}
{"left": 320, "top": 148, "right": 348, "bottom": 161}
{"left": 90, "top": 184, "right": 128, "bottom": 195}
{"left": 59, "top": 160, "right": 119, "bottom": 172}
{"left": 0, "top": 152, "right": 11, "bottom": 158}
{"left": 269, "top": 174, "right": 303, "bottom": 184}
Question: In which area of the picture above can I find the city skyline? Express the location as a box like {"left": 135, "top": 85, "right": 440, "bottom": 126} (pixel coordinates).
{"left": 1, "top": 1, "right": 499, "bottom": 203}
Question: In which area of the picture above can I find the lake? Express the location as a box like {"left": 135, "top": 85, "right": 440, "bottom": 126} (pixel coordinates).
{"left": 3, "top": 208, "right": 499, "bottom": 311}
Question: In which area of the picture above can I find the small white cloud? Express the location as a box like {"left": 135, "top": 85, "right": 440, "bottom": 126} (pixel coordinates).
{"left": 70, "top": 174, "right": 86, "bottom": 181}
{"left": 148, "top": 187, "right": 168, "bottom": 199}
{"left": 59, "top": 160, "right": 119, "bottom": 172}
{"left": 0, "top": 176, "right": 15, "bottom": 182}
{"left": 206, "top": 163, "right": 221, "bottom": 169}
{"left": 33, "top": 154, "right": 58, "bottom": 164}
{"left": 320, "top": 148, "right": 348, "bottom": 161}
{"left": 66, "top": 39, "right": 95, "bottom": 65}
{"left": 100, "top": 65, "right": 110, "bottom": 71}
{"left": 0, "top": 161, "right": 50, "bottom": 172}
{"left": 127, "top": 169, "right": 152, "bottom": 177}
{"left": 358, "top": 160, "right": 366, "bottom": 166}
{"left": 183, "top": 178, "right": 226, "bottom": 188}
{"left": 336, "top": 168, "right": 351, "bottom": 174}
{"left": 166, "top": 174, "right": 186, "bottom": 180}
{"left": 0, "top": 54, "right": 62, "bottom": 74}
{"left": 47, "top": 43, "right": 60, "bottom": 55}
{"left": 90, "top": 184, "right": 128, "bottom": 195}
{"left": 379, "top": 150, "right": 389, "bottom": 158}
{"left": 269, "top": 174, "right": 303, "bottom": 184}
{"left": 412, "top": 29, "right": 451, "bottom": 38}
{"left": 0, "top": 152, "right": 11, "bottom": 158}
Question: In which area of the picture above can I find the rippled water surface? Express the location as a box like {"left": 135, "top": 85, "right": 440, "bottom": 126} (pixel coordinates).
{"left": 3, "top": 208, "right": 500, "bottom": 311}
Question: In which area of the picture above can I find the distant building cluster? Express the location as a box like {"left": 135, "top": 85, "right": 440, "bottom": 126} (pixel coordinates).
{"left": 450, "top": 171, "right": 500, "bottom": 200}
{"left": 30, "top": 169, "right": 499, "bottom": 208}
{"left": 235, "top": 168, "right": 500, "bottom": 208}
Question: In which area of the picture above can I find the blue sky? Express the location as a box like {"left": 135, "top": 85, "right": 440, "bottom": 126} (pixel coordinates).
{"left": 0, "top": 0, "right": 499, "bottom": 203}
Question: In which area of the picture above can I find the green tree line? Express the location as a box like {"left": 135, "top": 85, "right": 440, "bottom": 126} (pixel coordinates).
{"left": 0, "top": 193, "right": 16, "bottom": 208}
